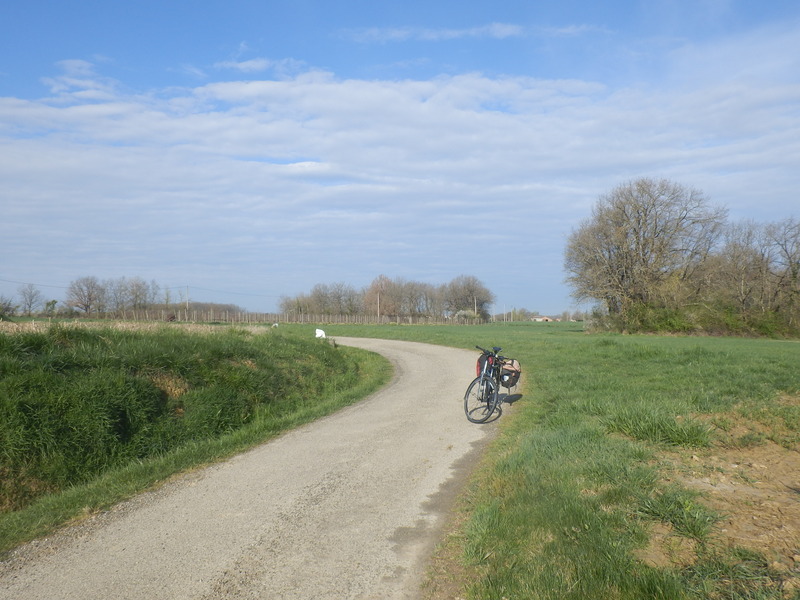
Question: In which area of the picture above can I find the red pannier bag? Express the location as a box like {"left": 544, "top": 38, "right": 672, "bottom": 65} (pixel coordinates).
{"left": 476, "top": 354, "right": 494, "bottom": 375}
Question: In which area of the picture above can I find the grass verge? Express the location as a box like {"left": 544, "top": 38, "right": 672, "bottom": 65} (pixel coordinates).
{"left": 321, "top": 322, "right": 800, "bottom": 599}
{"left": 0, "top": 323, "right": 391, "bottom": 555}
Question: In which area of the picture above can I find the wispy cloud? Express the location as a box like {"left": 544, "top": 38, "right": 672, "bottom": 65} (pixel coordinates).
{"left": 3, "top": 21, "right": 799, "bottom": 312}
{"left": 177, "top": 64, "right": 208, "bottom": 79}
{"left": 213, "top": 57, "right": 308, "bottom": 78}
{"left": 342, "top": 22, "right": 524, "bottom": 43}
{"left": 341, "top": 22, "right": 608, "bottom": 44}
{"left": 215, "top": 58, "right": 273, "bottom": 73}
{"left": 538, "top": 24, "right": 611, "bottom": 37}
{"left": 40, "top": 59, "right": 120, "bottom": 100}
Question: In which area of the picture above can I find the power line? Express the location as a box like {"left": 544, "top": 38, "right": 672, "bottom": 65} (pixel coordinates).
{"left": 0, "top": 277, "right": 69, "bottom": 290}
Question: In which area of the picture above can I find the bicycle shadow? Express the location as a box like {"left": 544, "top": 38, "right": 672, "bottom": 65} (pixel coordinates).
{"left": 467, "top": 393, "right": 523, "bottom": 424}
{"left": 476, "top": 406, "right": 503, "bottom": 424}
{"left": 500, "top": 392, "right": 523, "bottom": 406}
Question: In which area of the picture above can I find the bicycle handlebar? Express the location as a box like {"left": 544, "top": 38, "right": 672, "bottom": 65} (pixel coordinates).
{"left": 475, "top": 345, "right": 508, "bottom": 362}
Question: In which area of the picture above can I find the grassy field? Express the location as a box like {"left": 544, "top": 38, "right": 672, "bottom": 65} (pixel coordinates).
{"left": 320, "top": 321, "right": 800, "bottom": 600}
{"left": 0, "top": 322, "right": 391, "bottom": 554}
{"left": 2, "top": 320, "right": 799, "bottom": 598}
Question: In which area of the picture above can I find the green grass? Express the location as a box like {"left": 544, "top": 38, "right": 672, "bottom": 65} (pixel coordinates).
{"left": 4, "top": 321, "right": 799, "bottom": 597}
{"left": 321, "top": 321, "right": 800, "bottom": 599}
{"left": 0, "top": 323, "right": 391, "bottom": 554}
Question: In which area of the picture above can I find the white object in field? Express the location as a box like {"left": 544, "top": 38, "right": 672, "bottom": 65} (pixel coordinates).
{"left": 315, "top": 328, "right": 326, "bottom": 338}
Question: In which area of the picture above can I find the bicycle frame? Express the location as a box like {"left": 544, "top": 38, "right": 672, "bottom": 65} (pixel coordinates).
{"left": 465, "top": 346, "right": 504, "bottom": 423}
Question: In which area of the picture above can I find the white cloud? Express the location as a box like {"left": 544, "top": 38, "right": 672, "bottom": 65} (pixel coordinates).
{"left": 3, "top": 22, "right": 799, "bottom": 311}
{"left": 215, "top": 58, "right": 273, "bottom": 72}
{"left": 207, "top": 58, "right": 311, "bottom": 84}
{"left": 341, "top": 22, "right": 607, "bottom": 44}
{"left": 342, "top": 22, "right": 524, "bottom": 43}
{"left": 40, "top": 59, "right": 120, "bottom": 99}
{"left": 538, "top": 24, "right": 611, "bottom": 37}
{"left": 177, "top": 64, "right": 208, "bottom": 79}
{"left": 666, "top": 21, "right": 800, "bottom": 88}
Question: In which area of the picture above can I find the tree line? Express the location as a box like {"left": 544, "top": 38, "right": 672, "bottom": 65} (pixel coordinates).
{"left": 0, "top": 276, "right": 245, "bottom": 320}
{"left": 565, "top": 177, "right": 800, "bottom": 335}
{"left": 279, "top": 274, "right": 496, "bottom": 321}
{"left": 0, "top": 274, "right": 500, "bottom": 322}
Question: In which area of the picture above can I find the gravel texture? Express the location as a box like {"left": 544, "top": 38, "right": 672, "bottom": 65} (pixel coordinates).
{"left": 0, "top": 338, "right": 493, "bottom": 600}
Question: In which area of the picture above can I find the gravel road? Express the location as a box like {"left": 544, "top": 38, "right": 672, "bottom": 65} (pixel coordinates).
{"left": 0, "top": 338, "right": 495, "bottom": 600}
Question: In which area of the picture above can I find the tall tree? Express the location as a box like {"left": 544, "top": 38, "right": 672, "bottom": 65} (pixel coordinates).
{"left": 767, "top": 217, "right": 800, "bottom": 325}
{"left": 66, "top": 276, "right": 106, "bottom": 315}
{"left": 18, "top": 283, "right": 42, "bottom": 316}
{"left": 279, "top": 293, "right": 311, "bottom": 316}
{"left": 364, "top": 275, "right": 399, "bottom": 318}
{"left": 444, "top": 275, "right": 494, "bottom": 319}
{"left": 708, "top": 221, "right": 773, "bottom": 314}
{"left": 128, "top": 277, "right": 155, "bottom": 310}
{"left": 564, "top": 178, "right": 727, "bottom": 316}
{"left": 105, "top": 277, "right": 131, "bottom": 315}
{"left": 307, "top": 283, "right": 329, "bottom": 314}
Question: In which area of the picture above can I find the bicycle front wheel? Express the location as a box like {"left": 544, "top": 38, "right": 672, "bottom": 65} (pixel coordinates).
{"left": 464, "top": 376, "right": 499, "bottom": 423}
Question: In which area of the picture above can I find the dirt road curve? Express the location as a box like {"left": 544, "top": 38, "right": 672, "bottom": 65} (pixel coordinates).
{"left": 0, "top": 338, "right": 493, "bottom": 600}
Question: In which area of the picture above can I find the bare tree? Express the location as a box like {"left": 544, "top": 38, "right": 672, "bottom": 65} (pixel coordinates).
{"left": 363, "top": 276, "right": 445, "bottom": 319}
{"left": 67, "top": 276, "right": 106, "bottom": 315}
{"left": 564, "top": 178, "right": 727, "bottom": 317}
{"left": 281, "top": 274, "right": 494, "bottom": 321}
{"left": 706, "top": 221, "right": 773, "bottom": 314}
{"left": 364, "top": 275, "right": 400, "bottom": 319}
{"left": 393, "top": 278, "right": 422, "bottom": 317}
{"left": 338, "top": 283, "right": 363, "bottom": 315}
{"left": 279, "top": 293, "right": 311, "bottom": 316}
{"left": 162, "top": 285, "right": 173, "bottom": 309}
{"left": 128, "top": 277, "right": 156, "bottom": 310}
{"left": 422, "top": 283, "right": 445, "bottom": 318}
{"left": 18, "top": 283, "right": 42, "bottom": 316}
{"left": 327, "top": 281, "right": 362, "bottom": 315}
{"left": 766, "top": 217, "right": 800, "bottom": 325}
{"left": 309, "top": 283, "right": 333, "bottom": 314}
{"left": 444, "top": 275, "right": 494, "bottom": 319}
{"left": 105, "top": 277, "right": 131, "bottom": 315}
{"left": 406, "top": 281, "right": 443, "bottom": 318}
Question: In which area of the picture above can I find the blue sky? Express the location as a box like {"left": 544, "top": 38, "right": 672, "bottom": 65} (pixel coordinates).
{"left": 2, "top": 1, "right": 799, "bottom": 315}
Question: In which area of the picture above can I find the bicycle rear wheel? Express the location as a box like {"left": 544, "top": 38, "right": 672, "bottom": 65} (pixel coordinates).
{"left": 464, "top": 376, "right": 499, "bottom": 423}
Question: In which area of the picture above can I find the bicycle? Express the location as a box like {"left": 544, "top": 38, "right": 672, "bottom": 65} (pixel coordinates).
{"left": 464, "top": 345, "right": 519, "bottom": 423}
